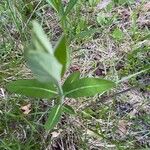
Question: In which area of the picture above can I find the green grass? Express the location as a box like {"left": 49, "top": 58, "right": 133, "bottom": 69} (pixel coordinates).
{"left": 0, "top": 0, "right": 150, "bottom": 149}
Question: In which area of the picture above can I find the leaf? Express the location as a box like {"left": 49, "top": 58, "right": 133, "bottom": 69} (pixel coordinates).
{"left": 32, "top": 21, "right": 53, "bottom": 54}
{"left": 63, "top": 104, "right": 76, "bottom": 115}
{"left": 47, "top": 0, "right": 64, "bottom": 15}
{"left": 47, "top": 0, "right": 58, "bottom": 11}
{"left": 75, "top": 28, "right": 99, "bottom": 39}
{"left": 63, "top": 71, "right": 80, "bottom": 88}
{"left": 97, "top": 12, "right": 112, "bottom": 26}
{"left": 64, "top": 0, "right": 78, "bottom": 16}
{"left": 54, "top": 35, "right": 69, "bottom": 76}
{"left": 87, "top": 129, "right": 104, "bottom": 139}
{"left": 44, "top": 104, "right": 62, "bottom": 130}
{"left": 51, "top": 131, "right": 61, "bottom": 138}
{"left": 6, "top": 79, "right": 57, "bottom": 98}
{"left": 63, "top": 78, "right": 115, "bottom": 98}
{"left": 112, "top": 28, "right": 124, "bottom": 41}
{"left": 26, "top": 51, "right": 62, "bottom": 83}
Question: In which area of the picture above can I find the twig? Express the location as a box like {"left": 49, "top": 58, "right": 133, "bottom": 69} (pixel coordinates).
{"left": 80, "top": 86, "right": 136, "bottom": 110}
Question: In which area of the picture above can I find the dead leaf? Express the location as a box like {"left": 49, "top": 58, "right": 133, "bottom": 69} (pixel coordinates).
{"left": 21, "top": 103, "right": 31, "bottom": 115}
{"left": 97, "top": 0, "right": 112, "bottom": 10}
{"left": 51, "top": 131, "right": 61, "bottom": 138}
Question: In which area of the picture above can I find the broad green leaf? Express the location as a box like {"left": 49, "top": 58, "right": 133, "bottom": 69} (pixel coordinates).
{"left": 63, "top": 78, "right": 115, "bottom": 98}
{"left": 63, "top": 71, "right": 80, "bottom": 88}
{"left": 44, "top": 104, "right": 62, "bottom": 130}
{"left": 6, "top": 79, "right": 57, "bottom": 98}
{"left": 26, "top": 51, "right": 62, "bottom": 83}
{"left": 32, "top": 21, "right": 53, "bottom": 54}
{"left": 54, "top": 35, "right": 69, "bottom": 76}
{"left": 64, "top": 0, "right": 78, "bottom": 16}
{"left": 63, "top": 104, "right": 76, "bottom": 115}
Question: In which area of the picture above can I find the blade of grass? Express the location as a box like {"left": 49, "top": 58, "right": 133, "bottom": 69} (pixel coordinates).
{"left": 116, "top": 68, "right": 150, "bottom": 84}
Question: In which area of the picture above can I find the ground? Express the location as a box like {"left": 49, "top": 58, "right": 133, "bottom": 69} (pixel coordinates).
{"left": 0, "top": 0, "right": 150, "bottom": 149}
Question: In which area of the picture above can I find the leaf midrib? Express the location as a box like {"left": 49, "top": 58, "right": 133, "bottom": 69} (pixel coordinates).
{"left": 12, "top": 85, "right": 57, "bottom": 94}
{"left": 38, "top": 55, "right": 59, "bottom": 82}
{"left": 65, "top": 84, "right": 112, "bottom": 96}
{"left": 47, "top": 105, "right": 61, "bottom": 130}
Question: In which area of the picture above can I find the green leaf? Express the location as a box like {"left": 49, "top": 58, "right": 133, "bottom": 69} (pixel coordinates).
{"left": 54, "top": 35, "right": 69, "bottom": 76}
{"left": 64, "top": 0, "right": 78, "bottom": 16}
{"left": 47, "top": 0, "right": 58, "bottom": 11}
{"left": 44, "top": 104, "right": 62, "bottom": 130}
{"left": 112, "top": 28, "right": 124, "bottom": 41}
{"left": 47, "top": 0, "right": 64, "bottom": 15}
{"left": 63, "top": 78, "right": 115, "bottom": 98}
{"left": 32, "top": 21, "right": 53, "bottom": 54}
{"left": 6, "top": 79, "right": 57, "bottom": 98}
{"left": 63, "top": 71, "right": 80, "bottom": 88}
{"left": 26, "top": 51, "right": 62, "bottom": 83}
{"left": 63, "top": 104, "right": 76, "bottom": 115}
{"left": 75, "top": 28, "right": 99, "bottom": 39}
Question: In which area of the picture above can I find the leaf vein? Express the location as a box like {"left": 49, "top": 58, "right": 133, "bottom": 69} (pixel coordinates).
{"left": 13, "top": 86, "right": 57, "bottom": 94}
{"left": 65, "top": 84, "right": 106, "bottom": 96}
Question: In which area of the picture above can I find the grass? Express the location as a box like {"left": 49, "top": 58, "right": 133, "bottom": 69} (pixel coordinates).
{"left": 0, "top": 0, "right": 150, "bottom": 149}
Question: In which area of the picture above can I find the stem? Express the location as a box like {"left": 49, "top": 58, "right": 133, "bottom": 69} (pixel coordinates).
{"left": 57, "top": 83, "right": 64, "bottom": 105}
{"left": 79, "top": 86, "right": 136, "bottom": 110}
{"left": 61, "top": 16, "right": 67, "bottom": 35}
{"left": 116, "top": 68, "right": 149, "bottom": 84}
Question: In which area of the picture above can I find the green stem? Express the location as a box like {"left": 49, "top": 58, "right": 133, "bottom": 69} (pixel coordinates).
{"left": 116, "top": 68, "right": 149, "bottom": 84}
{"left": 57, "top": 82, "right": 64, "bottom": 105}
{"left": 61, "top": 16, "right": 67, "bottom": 35}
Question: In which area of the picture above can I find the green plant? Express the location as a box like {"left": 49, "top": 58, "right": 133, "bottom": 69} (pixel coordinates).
{"left": 6, "top": 21, "right": 116, "bottom": 131}
{"left": 120, "top": 42, "right": 150, "bottom": 90}
{"left": 112, "top": 27, "right": 124, "bottom": 42}
{"left": 113, "top": 0, "right": 134, "bottom": 5}
{"left": 47, "top": 0, "right": 78, "bottom": 34}
{"left": 88, "top": 0, "right": 99, "bottom": 7}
